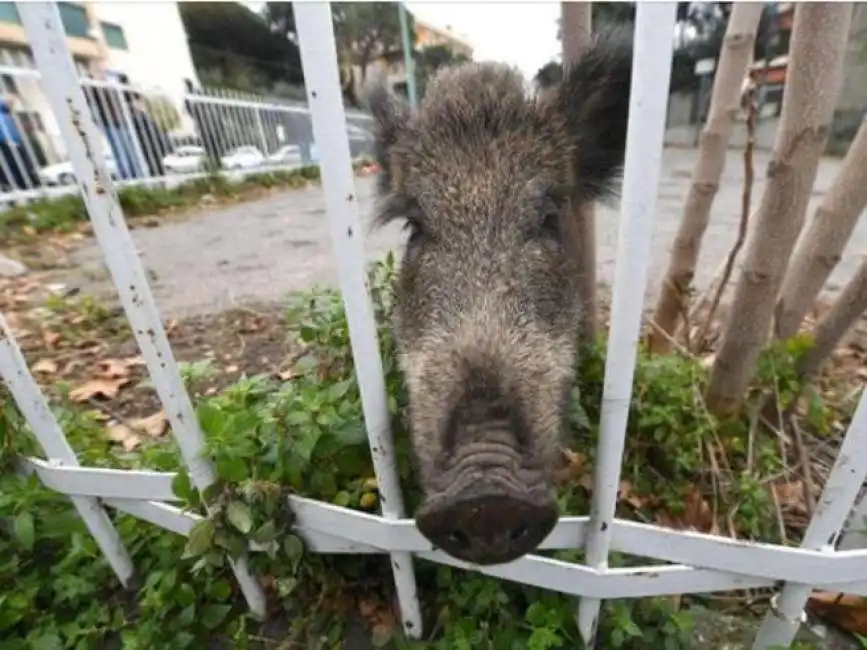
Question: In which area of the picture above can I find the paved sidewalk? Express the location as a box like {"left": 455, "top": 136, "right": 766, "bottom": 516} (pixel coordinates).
{"left": 65, "top": 147, "right": 855, "bottom": 320}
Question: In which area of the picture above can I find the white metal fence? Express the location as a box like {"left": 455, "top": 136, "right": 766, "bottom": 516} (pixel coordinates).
{"left": 0, "top": 46, "right": 375, "bottom": 207}
{"left": 5, "top": 3, "right": 867, "bottom": 649}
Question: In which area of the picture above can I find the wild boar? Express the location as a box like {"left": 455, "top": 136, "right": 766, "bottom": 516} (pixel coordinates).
{"left": 366, "top": 28, "right": 632, "bottom": 565}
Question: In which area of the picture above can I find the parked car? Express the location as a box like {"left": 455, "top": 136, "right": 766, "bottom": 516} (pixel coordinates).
{"left": 221, "top": 146, "right": 265, "bottom": 170}
{"left": 346, "top": 124, "right": 374, "bottom": 159}
{"left": 38, "top": 155, "right": 118, "bottom": 186}
{"left": 266, "top": 144, "right": 303, "bottom": 167}
{"left": 162, "top": 145, "right": 206, "bottom": 174}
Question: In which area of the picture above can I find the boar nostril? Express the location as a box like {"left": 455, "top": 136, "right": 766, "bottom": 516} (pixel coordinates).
{"left": 510, "top": 525, "right": 529, "bottom": 543}
{"left": 447, "top": 530, "right": 469, "bottom": 547}
{"left": 415, "top": 491, "right": 558, "bottom": 565}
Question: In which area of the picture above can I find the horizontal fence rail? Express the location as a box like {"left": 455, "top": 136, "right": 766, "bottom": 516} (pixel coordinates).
{"left": 3, "top": 2, "right": 867, "bottom": 649}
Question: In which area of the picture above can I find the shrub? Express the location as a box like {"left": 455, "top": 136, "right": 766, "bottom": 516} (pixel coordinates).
{"left": 0, "top": 254, "right": 834, "bottom": 648}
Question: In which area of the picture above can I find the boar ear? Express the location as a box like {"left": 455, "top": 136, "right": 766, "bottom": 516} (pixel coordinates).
{"left": 362, "top": 78, "right": 411, "bottom": 193}
{"left": 549, "top": 26, "right": 633, "bottom": 202}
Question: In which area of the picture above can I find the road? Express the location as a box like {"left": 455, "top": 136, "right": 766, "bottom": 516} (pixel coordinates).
{"left": 65, "top": 146, "right": 856, "bottom": 320}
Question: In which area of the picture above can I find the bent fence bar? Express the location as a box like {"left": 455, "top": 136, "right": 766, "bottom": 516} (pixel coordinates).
{"left": 4, "top": 2, "right": 867, "bottom": 649}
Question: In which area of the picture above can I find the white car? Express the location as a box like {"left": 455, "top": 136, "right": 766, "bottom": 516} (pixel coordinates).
{"left": 221, "top": 146, "right": 265, "bottom": 170}
{"left": 266, "top": 144, "right": 303, "bottom": 167}
{"left": 39, "top": 155, "right": 118, "bottom": 186}
{"left": 162, "top": 145, "right": 206, "bottom": 174}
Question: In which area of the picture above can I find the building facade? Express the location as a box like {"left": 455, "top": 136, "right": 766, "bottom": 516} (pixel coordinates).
{"left": 355, "top": 12, "right": 473, "bottom": 98}
{"left": 0, "top": 1, "right": 198, "bottom": 162}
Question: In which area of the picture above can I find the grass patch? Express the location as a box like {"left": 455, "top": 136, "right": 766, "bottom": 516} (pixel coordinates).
{"left": 0, "top": 160, "right": 373, "bottom": 245}
{"left": 0, "top": 253, "right": 860, "bottom": 649}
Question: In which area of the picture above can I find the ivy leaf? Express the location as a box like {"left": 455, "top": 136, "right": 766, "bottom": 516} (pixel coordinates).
{"left": 286, "top": 410, "right": 313, "bottom": 426}
{"left": 216, "top": 457, "right": 247, "bottom": 483}
{"left": 200, "top": 604, "right": 232, "bottom": 630}
{"left": 226, "top": 500, "right": 253, "bottom": 534}
{"left": 13, "top": 512, "right": 35, "bottom": 551}
{"left": 299, "top": 325, "right": 317, "bottom": 342}
{"left": 294, "top": 355, "right": 319, "bottom": 373}
{"left": 326, "top": 379, "right": 351, "bottom": 402}
{"left": 275, "top": 576, "right": 298, "bottom": 598}
{"left": 185, "top": 519, "right": 216, "bottom": 556}
{"left": 29, "top": 632, "right": 63, "bottom": 650}
{"left": 251, "top": 520, "right": 279, "bottom": 544}
{"left": 283, "top": 534, "right": 304, "bottom": 563}
{"left": 171, "top": 469, "right": 196, "bottom": 504}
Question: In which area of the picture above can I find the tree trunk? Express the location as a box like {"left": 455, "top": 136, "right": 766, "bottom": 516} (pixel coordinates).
{"left": 775, "top": 116, "right": 867, "bottom": 339}
{"left": 561, "top": 2, "right": 598, "bottom": 343}
{"left": 648, "top": 3, "right": 764, "bottom": 354}
{"left": 796, "top": 254, "right": 867, "bottom": 382}
{"left": 705, "top": 3, "right": 853, "bottom": 417}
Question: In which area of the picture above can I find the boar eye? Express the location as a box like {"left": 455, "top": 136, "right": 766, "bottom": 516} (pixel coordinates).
{"left": 404, "top": 219, "right": 427, "bottom": 248}
{"left": 541, "top": 210, "right": 560, "bottom": 239}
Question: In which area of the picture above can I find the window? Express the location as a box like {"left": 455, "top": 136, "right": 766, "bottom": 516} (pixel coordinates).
{"left": 0, "top": 2, "right": 20, "bottom": 25}
{"left": 58, "top": 3, "right": 90, "bottom": 39}
{"left": 101, "top": 22, "right": 128, "bottom": 50}
{"left": 0, "top": 74, "right": 17, "bottom": 96}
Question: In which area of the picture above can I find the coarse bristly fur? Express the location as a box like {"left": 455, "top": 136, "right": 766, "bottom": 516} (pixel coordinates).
{"left": 363, "top": 27, "right": 633, "bottom": 510}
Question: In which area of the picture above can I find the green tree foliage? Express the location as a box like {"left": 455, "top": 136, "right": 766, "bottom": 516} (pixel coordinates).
{"left": 332, "top": 2, "right": 415, "bottom": 84}
{"left": 262, "top": 1, "right": 296, "bottom": 42}
{"left": 415, "top": 44, "right": 471, "bottom": 98}
{"left": 179, "top": 2, "right": 304, "bottom": 90}
{"left": 543, "top": 3, "right": 784, "bottom": 96}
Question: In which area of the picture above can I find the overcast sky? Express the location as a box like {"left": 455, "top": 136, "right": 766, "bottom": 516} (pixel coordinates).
{"left": 405, "top": 2, "right": 562, "bottom": 79}
{"left": 245, "top": 1, "right": 562, "bottom": 81}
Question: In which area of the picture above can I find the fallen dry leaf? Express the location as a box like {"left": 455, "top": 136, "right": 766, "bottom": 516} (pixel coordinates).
{"left": 69, "top": 377, "right": 130, "bottom": 402}
{"left": 225, "top": 364, "right": 239, "bottom": 374}
{"left": 655, "top": 486, "right": 716, "bottom": 533}
{"left": 131, "top": 411, "right": 167, "bottom": 438}
{"left": 106, "top": 423, "right": 142, "bottom": 451}
{"left": 43, "top": 331, "right": 61, "bottom": 348}
{"left": 97, "top": 358, "right": 132, "bottom": 380}
{"left": 32, "top": 358, "right": 58, "bottom": 374}
{"left": 806, "top": 591, "right": 867, "bottom": 636}
{"left": 772, "top": 481, "right": 809, "bottom": 516}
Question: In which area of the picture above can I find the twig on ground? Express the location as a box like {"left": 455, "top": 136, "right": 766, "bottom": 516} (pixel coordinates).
{"left": 770, "top": 484, "right": 789, "bottom": 546}
{"left": 746, "top": 404, "right": 759, "bottom": 474}
{"left": 693, "top": 85, "right": 758, "bottom": 352}
{"left": 644, "top": 316, "right": 698, "bottom": 359}
{"left": 787, "top": 408, "right": 816, "bottom": 518}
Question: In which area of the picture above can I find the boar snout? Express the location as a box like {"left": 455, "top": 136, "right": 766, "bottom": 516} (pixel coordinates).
{"left": 415, "top": 455, "right": 558, "bottom": 565}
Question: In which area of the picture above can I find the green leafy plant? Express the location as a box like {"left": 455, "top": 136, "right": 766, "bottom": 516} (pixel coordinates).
{"left": 0, "top": 254, "right": 850, "bottom": 648}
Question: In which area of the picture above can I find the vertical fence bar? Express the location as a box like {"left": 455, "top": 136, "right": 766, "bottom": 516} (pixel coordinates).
{"left": 112, "top": 80, "right": 148, "bottom": 181}
{"left": 292, "top": 1, "right": 423, "bottom": 639}
{"left": 575, "top": 3, "right": 677, "bottom": 645}
{"left": 751, "top": 386, "right": 867, "bottom": 649}
{"left": 17, "top": 1, "right": 266, "bottom": 618}
{"left": 0, "top": 315, "right": 135, "bottom": 585}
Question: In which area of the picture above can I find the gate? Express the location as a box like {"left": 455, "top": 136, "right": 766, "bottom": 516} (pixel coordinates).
{"left": 4, "top": 3, "right": 867, "bottom": 649}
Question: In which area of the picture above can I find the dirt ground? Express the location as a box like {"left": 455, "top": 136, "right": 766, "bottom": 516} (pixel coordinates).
{"left": 8, "top": 147, "right": 856, "bottom": 324}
